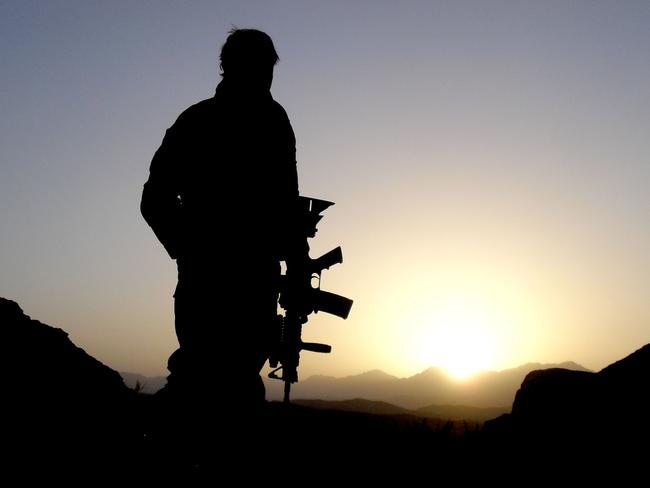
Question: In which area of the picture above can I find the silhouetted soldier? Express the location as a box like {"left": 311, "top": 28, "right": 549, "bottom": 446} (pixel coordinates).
{"left": 141, "top": 29, "right": 305, "bottom": 432}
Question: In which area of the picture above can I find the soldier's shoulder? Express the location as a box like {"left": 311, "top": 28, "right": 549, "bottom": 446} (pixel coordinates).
{"left": 174, "top": 98, "right": 216, "bottom": 125}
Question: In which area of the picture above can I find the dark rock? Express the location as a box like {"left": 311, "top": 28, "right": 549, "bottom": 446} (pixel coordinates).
{"left": 3, "top": 298, "right": 130, "bottom": 398}
{"left": 511, "top": 368, "right": 599, "bottom": 425}
{"left": 1, "top": 297, "right": 140, "bottom": 478}
{"left": 484, "top": 343, "right": 650, "bottom": 460}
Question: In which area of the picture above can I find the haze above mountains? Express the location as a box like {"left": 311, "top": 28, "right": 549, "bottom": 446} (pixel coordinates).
{"left": 122, "top": 361, "right": 589, "bottom": 409}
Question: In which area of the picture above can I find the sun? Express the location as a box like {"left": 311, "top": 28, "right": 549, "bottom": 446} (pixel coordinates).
{"left": 418, "top": 304, "right": 497, "bottom": 380}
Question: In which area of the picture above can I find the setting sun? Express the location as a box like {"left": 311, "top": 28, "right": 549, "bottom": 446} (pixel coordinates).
{"left": 419, "top": 304, "right": 497, "bottom": 380}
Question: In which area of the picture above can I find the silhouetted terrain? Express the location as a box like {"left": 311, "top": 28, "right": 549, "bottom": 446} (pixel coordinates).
{"left": 128, "top": 362, "right": 590, "bottom": 410}
{"left": 2, "top": 297, "right": 142, "bottom": 479}
{"left": 486, "top": 344, "right": 650, "bottom": 448}
{"left": 265, "top": 362, "right": 590, "bottom": 408}
{"left": 121, "top": 371, "right": 167, "bottom": 394}
{"left": 294, "top": 398, "right": 509, "bottom": 422}
{"left": 123, "top": 372, "right": 510, "bottom": 422}
{"left": 3, "top": 296, "right": 647, "bottom": 478}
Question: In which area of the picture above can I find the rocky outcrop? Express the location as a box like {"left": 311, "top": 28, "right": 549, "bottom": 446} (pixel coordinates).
{"left": 1, "top": 297, "right": 139, "bottom": 476}
{"left": 2, "top": 298, "right": 131, "bottom": 399}
{"left": 484, "top": 344, "right": 650, "bottom": 455}
{"left": 277, "top": 362, "right": 591, "bottom": 409}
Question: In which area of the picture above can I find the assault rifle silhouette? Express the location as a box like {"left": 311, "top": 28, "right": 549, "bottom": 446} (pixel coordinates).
{"left": 268, "top": 196, "right": 353, "bottom": 403}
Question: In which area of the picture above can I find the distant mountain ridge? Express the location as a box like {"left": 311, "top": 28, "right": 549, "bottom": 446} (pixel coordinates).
{"left": 124, "top": 361, "right": 590, "bottom": 410}
{"left": 266, "top": 361, "right": 591, "bottom": 408}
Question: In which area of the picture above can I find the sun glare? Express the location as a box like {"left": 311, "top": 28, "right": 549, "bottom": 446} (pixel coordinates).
{"left": 418, "top": 304, "right": 497, "bottom": 380}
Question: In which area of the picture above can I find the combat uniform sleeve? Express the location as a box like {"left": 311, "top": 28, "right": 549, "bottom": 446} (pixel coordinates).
{"left": 140, "top": 118, "right": 186, "bottom": 260}
{"left": 277, "top": 104, "right": 299, "bottom": 198}
{"left": 275, "top": 104, "right": 309, "bottom": 261}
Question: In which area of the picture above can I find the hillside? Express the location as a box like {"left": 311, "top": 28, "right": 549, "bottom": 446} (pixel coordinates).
{"left": 294, "top": 398, "right": 508, "bottom": 422}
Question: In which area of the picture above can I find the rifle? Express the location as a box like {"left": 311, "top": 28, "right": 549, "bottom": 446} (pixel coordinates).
{"left": 268, "top": 196, "right": 353, "bottom": 403}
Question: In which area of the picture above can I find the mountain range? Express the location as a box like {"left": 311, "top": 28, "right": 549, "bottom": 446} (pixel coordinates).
{"left": 264, "top": 362, "right": 589, "bottom": 408}
{"left": 123, "top": 360, "right": 589, "bottom": 409}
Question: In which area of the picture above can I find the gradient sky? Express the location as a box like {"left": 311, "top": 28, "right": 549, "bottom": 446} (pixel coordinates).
{"left": 2, "top": 1, "right": 649, "bottom": 379}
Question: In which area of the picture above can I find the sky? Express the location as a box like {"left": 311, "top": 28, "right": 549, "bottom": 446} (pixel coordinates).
{"left": 1, "top": 0, "right": 649, "bottom": 380}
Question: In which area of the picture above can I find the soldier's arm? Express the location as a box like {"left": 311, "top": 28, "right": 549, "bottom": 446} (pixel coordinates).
{"left": 274, "top": 106, "right": 312, "bottom": 308}
{"left": 140, "top": 120, "right": 185, "bottom": 260}
{"left": 276, "top": 105, "right": 309, "bottom": 260}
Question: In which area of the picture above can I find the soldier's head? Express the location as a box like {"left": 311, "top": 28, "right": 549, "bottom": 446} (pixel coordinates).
{"left": 219, "top": 28, "right": 279, "bottom": 92}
